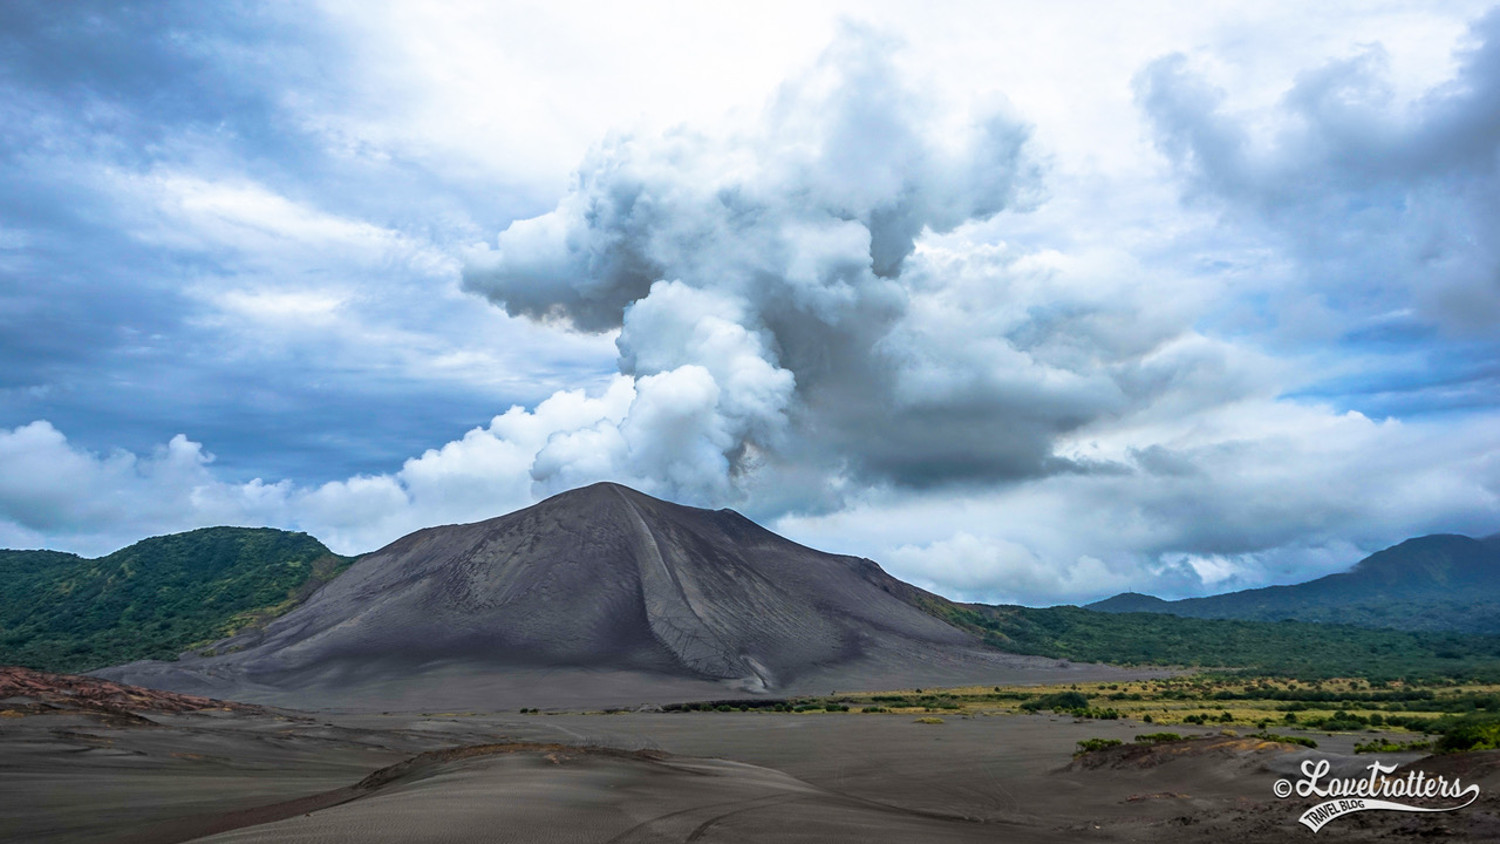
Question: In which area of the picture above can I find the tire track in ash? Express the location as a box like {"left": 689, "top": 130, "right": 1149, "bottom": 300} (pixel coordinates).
{"left": 536, "top": 720, "right": 589, "bottom": 742}
{"left": 606, "top": 793, "right": 806, "bottom": 844}
{"left": 684, "top": 795, "right": 814, "bottom": 842}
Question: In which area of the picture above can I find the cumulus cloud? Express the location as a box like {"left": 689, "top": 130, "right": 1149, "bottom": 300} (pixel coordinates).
{"left": 0, "top": 421, "right": 291, "bottom": 553}
{"left": 1, "top": 384, "right": 626, "bottom": 554}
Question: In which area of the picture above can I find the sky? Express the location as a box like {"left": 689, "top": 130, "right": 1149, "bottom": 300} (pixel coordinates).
{"left": 2, "top": 0, "right": 1499, "bottom": 605}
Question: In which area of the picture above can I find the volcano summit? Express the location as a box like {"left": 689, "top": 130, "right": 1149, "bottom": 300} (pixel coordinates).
{"left": 99, "top": 483, "right": 1114, "bottom": 708}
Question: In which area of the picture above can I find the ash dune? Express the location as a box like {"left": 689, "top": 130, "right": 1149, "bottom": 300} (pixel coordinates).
{"left": 10, "top": 698, "right": 1495, "bottom": 844}
{"left": 100, "top": 483, "right": 1099, "bottom": 707}
{"left": 187, "top": 743, "right": 1017, "bottom": 844}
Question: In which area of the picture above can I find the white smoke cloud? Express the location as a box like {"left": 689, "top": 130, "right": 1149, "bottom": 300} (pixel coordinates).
{"left": 460, "top": 26, "right": 1181, "bottom": 509}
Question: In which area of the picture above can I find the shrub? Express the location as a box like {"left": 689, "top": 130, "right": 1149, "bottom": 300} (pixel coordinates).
{"left": 1435, "top": 719, "right": 1500, "bottom": 753}
{"left": 1354, "top": 738, "right": 1431, "bottom": 754}
{"left": 1020, "top": 691, "right": 1090, "bottom": 713}
{"left": 1249, "top": 731, "right": 1318, "bottom": 749}
{"left": 1134, "top": 732, "right": 1183, "bottom": 744}
{"left": 1075, "top": 738, "right": 1123, "bottom": 755}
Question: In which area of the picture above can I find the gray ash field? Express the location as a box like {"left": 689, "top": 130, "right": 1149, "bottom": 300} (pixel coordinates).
{"left": 7, "top": 700, "right": 1500, "bottom": 843}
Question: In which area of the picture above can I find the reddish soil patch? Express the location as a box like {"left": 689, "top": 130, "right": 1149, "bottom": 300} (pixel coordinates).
{"left": 0, "top": 665, "right": 258, "bottom": 717}
{"left": 1065, "top": 735, "right": 1300, "bottom": 771}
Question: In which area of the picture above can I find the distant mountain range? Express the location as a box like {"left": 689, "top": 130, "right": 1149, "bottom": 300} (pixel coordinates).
{"left": 1089, "top": 534, "right": 1500, "bottom": 634}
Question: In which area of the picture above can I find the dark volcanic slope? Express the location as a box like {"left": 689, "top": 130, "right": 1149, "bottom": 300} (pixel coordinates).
{"left": 1089, "top": 534, "right": 1500, "bottom": 632}
{"left": 102, "top": 484, "right": 998, "bottom": 702}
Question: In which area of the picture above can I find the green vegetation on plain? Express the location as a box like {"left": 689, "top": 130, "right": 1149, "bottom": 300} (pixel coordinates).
{"left": 1433, "top": 716, "right": 1500, "bottom": 752}
{"left": 0, "top": 527, "right": 353, "bottom": 672}
{"left": 919, "top": 601, "right": 1500, "bottom": 682}
{"left": 1019, "top": 691, "right": 1090, "bottom": 712}
{"left": 1247, "top": 731, "right": 1318, "bottom": 748}
{"left": 1073, "top": 731, "right": 1319, "bottom": 758}
{"left": 1354, "top": 737, "right": 1431, "bottom": 754}
{"left": 1099, "top": 596, "right": 1500, "bottom": 636}
{"left": 657, "top": 675, "right": 1500, "bottom": 756}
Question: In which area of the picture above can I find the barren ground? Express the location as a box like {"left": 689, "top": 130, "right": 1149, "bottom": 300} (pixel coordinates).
{"left": 5, "top": 683, "right": 1500, "bottom": 843}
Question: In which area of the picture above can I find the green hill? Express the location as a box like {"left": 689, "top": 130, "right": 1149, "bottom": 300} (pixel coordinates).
{"left": 1087, "top": 534, "right": 1500, "bottom": 634}
{"left": 0, "top": 527, "right": 353, "bottom": 672}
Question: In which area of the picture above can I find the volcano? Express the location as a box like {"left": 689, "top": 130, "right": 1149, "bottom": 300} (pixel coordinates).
{"left": 99, "top": 483, "right": 1105, "bottom": 707}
